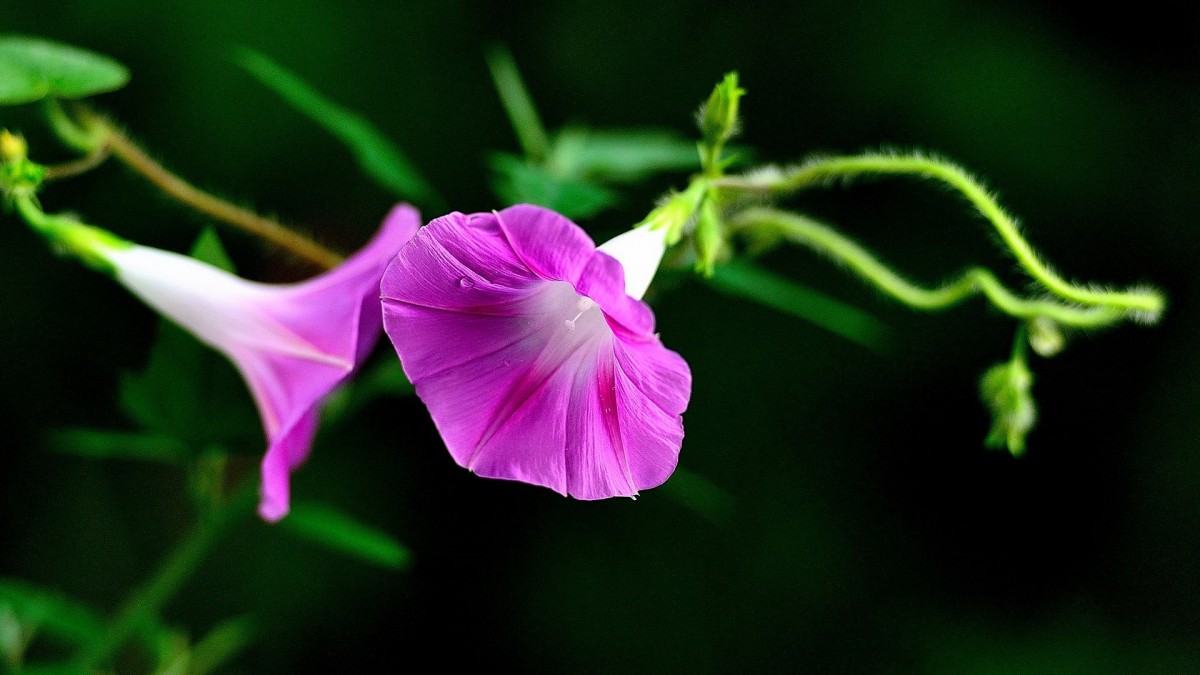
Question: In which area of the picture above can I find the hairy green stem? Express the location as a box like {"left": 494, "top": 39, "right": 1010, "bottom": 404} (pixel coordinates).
{"left": 721, "top": 152, "right": 1164, "bottom": 321}
{"left": 46, "top": 102, "right": 344, "bottom": 270}
{"left": 734, "top": 208, "right": 1122, "bottom": 328}
{"left": 74, "top": 481, "right": 257, "bottom": 668}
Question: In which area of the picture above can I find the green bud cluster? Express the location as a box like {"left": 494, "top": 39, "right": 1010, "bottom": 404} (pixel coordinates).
{"left": 697, "top": 72, "right": 745, "bottom": 176}
{"left": 980, "top": 353, "right": 1036, "bottom": 456}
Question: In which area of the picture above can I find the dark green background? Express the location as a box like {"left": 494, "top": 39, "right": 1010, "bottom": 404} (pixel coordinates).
{"left": 2, "top": 1, "right": 1197, "bottom": 672}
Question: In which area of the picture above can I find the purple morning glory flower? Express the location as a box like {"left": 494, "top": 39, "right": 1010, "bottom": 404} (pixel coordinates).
{"left": 100, "top": 205, "right": 421, "bottom": 520}
{"left": 380, "top": 205, "right": 692, "bottom": 499}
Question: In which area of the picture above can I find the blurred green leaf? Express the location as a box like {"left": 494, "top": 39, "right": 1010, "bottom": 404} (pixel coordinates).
{"left": 0, "top": 579, "right": 104, "bottom": 647}
{"left": 146, "top": 615, "right": 255, "bottom": 675}
{"left": 282, "top": 503, "right": 410, "bottom": 570}
{"left": 45, "top": 429, "right": 189, "bottom": 464}
{"left": 551, "top": 127, "right": 699, "bottom": 182}
{"left": 708, "top": 259, "right": 890, "bottom": 353}
{"left": 184, "top": 615, "right": 256, "bottom": 675}
{"left": 659, "top": 467, "right": 736, "bottom": 527}
{"left": 236, "top": 48, "right": 442, "bottom": 209}
{"left": 186, "top": 227, "right": 236, "bottom": 273}
{"left": 489, "top": 153, "right": 618, "bottom": 220}
{"left": 485, "top": 45, "right": 551, "bottom": 162}
{"left": 321, "top": 356, "right": 414, "bottom": 427}
{"left": 0, "top": 36, "right": 129, "bottom": 105}
{"left": 118, "top": 229, "right": 260, "bottom": 450}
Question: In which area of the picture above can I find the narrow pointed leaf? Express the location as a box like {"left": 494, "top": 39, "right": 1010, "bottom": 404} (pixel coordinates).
{"left": 236, "top": 48, "right": 441, "bottom": 208}
{"left": 659, "top": 467, "right": 736, "bottom": 526}
{"left": 709, "top": 259, "right": 890, "bottom": 352}
{"left": 45, "top": 429, "right": 189, "bottom": 464}
{"left": 485, "top": 45, "right": 550, "bottom": 161}
{"left": 0, "top": 579, "right": 105, "bottom": 646}
{"left": 0, "top": 36, "right": 129, "bottom": 105}
{"left": 282, "top": 503, "right": 410, "bottom": 570}
{"left": 185, "top": 616, "right": 257, "bottom": 675}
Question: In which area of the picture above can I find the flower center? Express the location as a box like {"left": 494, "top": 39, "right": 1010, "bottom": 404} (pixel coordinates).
{"left": 563, "top": 297, "right": 597, "bottom": 331}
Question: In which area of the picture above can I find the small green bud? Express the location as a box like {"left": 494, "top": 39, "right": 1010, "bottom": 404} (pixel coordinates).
{"left": 0, "top": 130, "right": 28, "bottom": 162}
{"left": 979, "top": 356, "right": 1036, "bottom": 456}
{"left": 693, "top": 196, "right": 724, "bottom": 277}
{"left": 698, "top": 72, "right": 745, "bottom": 150}
{"left": 1027, "top": 316, "right": 1065, "bottom": 357}
{"left": 0, "top": 159, "right": 45, "bottom": 196}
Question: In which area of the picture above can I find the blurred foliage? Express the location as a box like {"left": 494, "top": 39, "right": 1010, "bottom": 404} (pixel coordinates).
{"left": 0, "top": 1, "right": 1197, "bottom": 673}
{"left": 237, "top": 48, "right": 443, "bottom": 211}
{"left": 0, "top": 35, "right": 128, "bottom": 104}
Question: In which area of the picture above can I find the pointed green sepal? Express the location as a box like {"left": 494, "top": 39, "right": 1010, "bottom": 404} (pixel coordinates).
{"left": 693, "top": 195, "right": 723, "bottom": 276}
{"left": 699, "top": 72, "right": 744, "bottom": 149}
{"left": 697, "top": 72, "right": 745, "bottom": 174}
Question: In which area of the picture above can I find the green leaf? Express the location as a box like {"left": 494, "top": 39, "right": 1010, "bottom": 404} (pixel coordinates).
{"left": 489, "top": 153, "right": 618, "bottom": 220}
{"left": 174, "top": 616, "right": 256, "bottom": 675}
{"left": 235, "top": 48, "right": 442, "bottom": 209}
{"left": 0, "top": 36, "right": 129, "bottom": 105}
{"left": 659, "top": 467, "right": 735, "bottom": 527}
{"left": 485, "top": 45, "right": 551, "bottom": 162}
{"left": 551, "top": 127, "right": 700, "bottom": 182}
{"left": 118, "top": 229, "right": 260, "bottom": 450}
{"left": 45, "top": 429, "right": 189, "bottom": 464}
{"left": 187, "top": 227, "right": 235, "bottom": 273}
{"left": 708, "top": 259, "right": 891, "bottom": 353}
{"left": 0, "top": 579, "right": 105, "bottom": 647}
{"left": 320, "top": 356, "right": 414, "bottom": 427}
{"left": 282, "top": 503, "right": 410, "bottom": 571}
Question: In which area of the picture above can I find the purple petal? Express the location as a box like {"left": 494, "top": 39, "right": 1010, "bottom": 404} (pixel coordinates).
{"left": 248, "top": 204, "right": 421, "bottom": 520}
{"left": 494, "top": 204, "right": 596, "bottom": 283}
{"left": 258, "top": 408, "right": 319, "bottom": 521}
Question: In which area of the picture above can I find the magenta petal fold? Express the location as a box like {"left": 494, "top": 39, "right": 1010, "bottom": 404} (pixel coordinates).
{"left": 103, "top": 205, "right": 421, "bottom": 521}
{"left": 381, "top": 205, "right": 692, "bottom": 499}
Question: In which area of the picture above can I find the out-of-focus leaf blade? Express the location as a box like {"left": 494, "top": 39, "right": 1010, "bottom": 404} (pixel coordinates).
{"left": 118, "top": 229, "right": 259, "bottom": 449}
{"left": 0, "top": 579, "right": 104, "bottom": 646}
{"left": 485, "top": 45, "right": 551, "bottom": 162}
{"left": 489, "top": 153, "right": 617, "bottom": 220}
{"left": 0, "top": 36, "right": 129, "bottom": 105}
{"left": 552, "top": 127, "right": 700, "bottom": 182}
{"left": 183, "top": 615, "right": 257, "bottom": 675}
{"left": 708, "top": 259, "right": 891, "bottom": 353}
{"left": 236, "top": 48, "right": 442, "bottom": 208}
{"left": 282, "top": 503, "right": 410, "bottom": 571}
{"left": 45, "top": 429, "right": 189, "bottom": 464}
{"left": 659, "top": 467, "right": 736, "bottom": 526}
{"left": 321, "top": 356, "right": 414, "bottom": 427}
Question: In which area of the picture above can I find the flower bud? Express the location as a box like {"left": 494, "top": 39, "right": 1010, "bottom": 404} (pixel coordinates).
{"left": 0, "top": 130, "right": 27, "bottom": 162}
{"left": 980, "top": 357, "right": 1037, "bottom": 456}
{"left": 698, "top": 72, "right": 745, "bottom": 152}
{"left": 1027, "top": 316, "right": 1065, "bottom": 357}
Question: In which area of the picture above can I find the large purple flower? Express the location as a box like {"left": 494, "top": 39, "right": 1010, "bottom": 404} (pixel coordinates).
{"left": 100, "top": 205, "right": 421, "bottom": 520}
{"left": 381, "top": 205, "right": 691, "bottom": 499}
